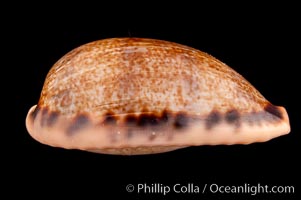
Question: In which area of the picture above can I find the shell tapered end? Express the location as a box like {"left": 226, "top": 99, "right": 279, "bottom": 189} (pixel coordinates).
{"left": 264, "top": 105, "right": 290, "bottom": 139}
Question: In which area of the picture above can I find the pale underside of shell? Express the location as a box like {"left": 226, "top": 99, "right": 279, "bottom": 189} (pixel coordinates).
{"left": 26, "top": 38, "right": 290, "bottom": 155}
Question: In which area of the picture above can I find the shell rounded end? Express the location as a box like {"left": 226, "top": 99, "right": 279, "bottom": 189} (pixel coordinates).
{"left": 25, "top": 105, "right": 38, "bottom": 137}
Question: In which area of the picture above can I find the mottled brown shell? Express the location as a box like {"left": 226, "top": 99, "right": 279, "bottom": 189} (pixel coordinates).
{"left": 26, "top": 38, "right": 290, "bottom": 155}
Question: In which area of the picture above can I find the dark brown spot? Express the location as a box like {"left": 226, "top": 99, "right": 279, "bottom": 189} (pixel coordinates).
{"left": 125, "top": 115, "right": 137, "bottom": 126}
{"left": 161, "top": 111, "right": 169, "bottom": 123}
{"left": 30, "top": 106, "right": 40, "bottom": 121}
{"left": 40, "top": 108, "right": 49, "bottom": 127}
{"left": 124, "top": 111, "right": 170, "bottom": 128}
{"left": 46, "top": 111, "right": 59, "bottom": 127}
{"left": 103, "top": 113, "right": 117, "bottom": 125}
{"left": 137, "top": 114, "right": 157, "bottom": 126}
{"left": 206, "top": 111, "right": 221, "bottom": 129}
{"left": 264, "top": 104, "right": 283, "bottom": 120}
{"left": 173, "top": 113, "right": 188, "bottom": 129}
{"left": 148, "top": 116, "right": 161, "bottom": 126}
{"left": 225, "top": 110, "right": 240, "bottom": 126}
{"left": 66, "top": 114, "right": 90, "bottom": 135}
{"left": 145, "top": 112, "right": 171, "bottom": 127}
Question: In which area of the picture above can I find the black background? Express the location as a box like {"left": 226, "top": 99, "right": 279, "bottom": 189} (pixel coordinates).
{"left": 9, "top": 2, "right": 299, "bottom": 199}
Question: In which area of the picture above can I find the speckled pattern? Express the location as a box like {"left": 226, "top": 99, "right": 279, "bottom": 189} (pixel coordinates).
{"left": 39, "top": 38, "right": 266, "bottom": 118}
{"left": 25, "top": 38, "right": 290, "bottom": 155}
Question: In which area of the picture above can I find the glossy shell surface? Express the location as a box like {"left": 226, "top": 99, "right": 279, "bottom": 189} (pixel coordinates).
{"left": 26, "top": 38, "right": 290, "bottom": 155}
